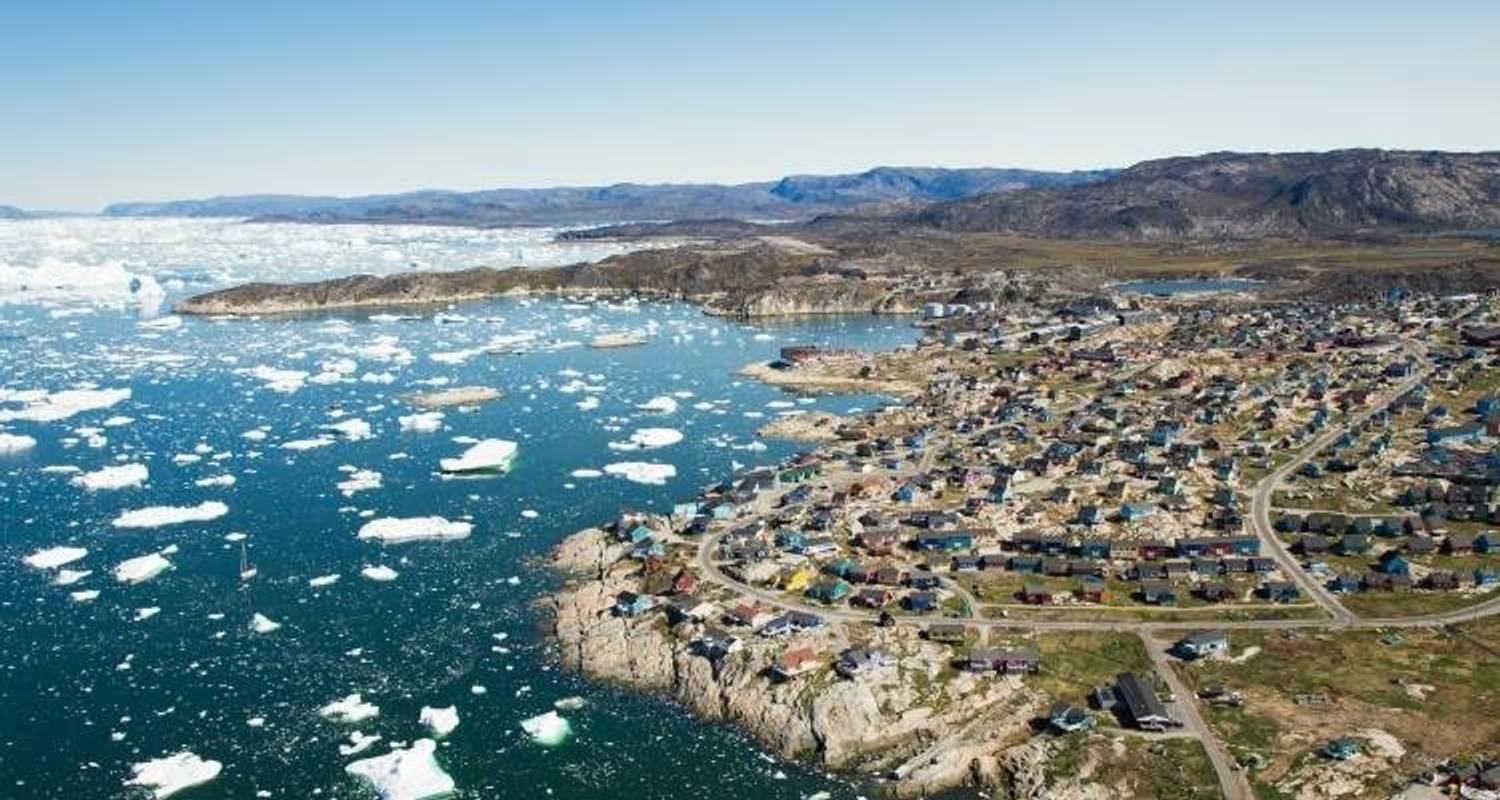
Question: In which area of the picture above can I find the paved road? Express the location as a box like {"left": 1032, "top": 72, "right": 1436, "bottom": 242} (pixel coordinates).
{"left": 1143, "top": 634, "right": 1255, "bottom": 800}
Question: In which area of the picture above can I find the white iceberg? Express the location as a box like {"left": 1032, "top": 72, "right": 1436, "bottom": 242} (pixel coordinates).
{"left": 114, "top": 552, "right": 173, "bottom": 584}
{"left": 54, "top": 568, "right": 92, "bottom": 585}
{"left": 344, "top": 739, "right": 455, "bottom": 800}
{"left": 339, "top": 731, "right": 383, "bottom": 756}
{"left": 309, "top": 574, "right": 341, "bottom": 588}
{"left": 72, "top": 463, "right": 148, "bottom": 491}
{"left": 0, "top": 387, "right": 131, "bottom": 424}
{"left": 249, "top": 613, "right": 282, "bottom": 634}
{"left": 71, "top": 589, "right": 101, "bottom": 603}
{"left": 419, "top": 705, "right": 460, "bottom": 738}
{"left": 337, "top": 468, "right": 383, "bottom": 496}
{"left": 439, "top": 439, "right": 517, "bottom": 474}
{"left": 239, "top": 365, "right": 308, "bottom": 394}
{"left": 326, "top": 418, "right": 373, "bottom": 441}
{"left": 125, "top": 751, "right": 223, "bottom": 799}
{"left": 281, "top": 437, "right": 335, "bottom": 451}
{"left": 320, "top": 693, "right": 379, "bottom": 724}
{"left": 398, "top": 411, "right": 445, "bottom": 433}
{"left": 520, "top": 710, "right": 571, "bottom": 746}
{"left": 636, "top": 395, "right": 678, "bottom": 414}
{"left": 603, "top": 461, "right": 677, "bottom": 485}
{"left": 361, "top": 564, "right": 399, "bottom": 582}
{"left": 0, "top": 432, "right": 37, "bottom": 454}
{"left": 112, "top": 501, "right": 228, "bottom": 529}
{"left": 358, "top": 517, "right": 472, "bottom": 544}
{"left": 23, "top": 545, "right": 88, "bottom": 570}
{"left": 608, "top": 427, "right": 683, "bottom": 451}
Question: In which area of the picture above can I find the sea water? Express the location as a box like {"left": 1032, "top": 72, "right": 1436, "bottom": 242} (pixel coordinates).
{"left": 0, "top": 220, "right": 918, "bottom": 799}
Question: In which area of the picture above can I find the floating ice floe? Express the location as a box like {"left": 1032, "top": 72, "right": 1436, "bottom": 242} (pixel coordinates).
{"left": 520, "top": 710, "right": 571, "bottom": 746}
{"left": 239, "top": 365, "right": 308, "bottom": 394}
{"left": 357, "top": 516, "right": 472, "bottom": 544}
{"left": 0, "top": 432, "right": 37, "bottom": 454}
{"left": 439, "top": 439, "right": 516, "bottom": 474}
{"left": 608, "top": 427, "right": 683, "bottom": 451}
{"left": 635, "top": 395, "right": 678, "bottom": 414}
{"left": 575, "top": 396, "right": 600, "bottom": 411}
{"left": 0, "top": 387, "right": 131, "bottom": 423}
{"left": 326, "top": 418, "right": 373, "bottom": 441}
{"left": 71, "top": 589, "right": 100, "bottom": 603}
{"left": 112, "top": 501, "right": 228, "bottom": 529}
{"left": 114, "top": 552, "right": 173, "bottom": 584}
{"left": 569, "top": 468, "right": 603, "bottom": 479}
{"left": 340, "top": 731, "right": 383, "bottom": 756}
{"left": 138, "top": 315, "right": 183, "bottom": 331}
{"left": 320, "top": 693, "right": 380, "bottom": 724}
{"left": 553, "top": 696, "right": 586, "bottom": 711}
{"left": 338, "top": 467, "right": 383, "bottom": 497}
{"left": 603, "top": 461, "right": 677, "bottom": 485}
{"left": 249, "top": 612, "right": 282, "bottom": 634}
{"left": 309, "top": 573, "right": 341, "bottom": 588}
{"left": 344, "top": 738, "right": 455, "bottom": 800}
{"left": 124, "top": 751, "right": 222, "bottom": 799}
{"left": 397, "top": 411, "right": 444, "bottom": 433}
{"left": 361, "top": 565, "right": 399, "bottom": 582}
{"left": 194, "top": 474, "right": 236, "bottom": 488}
{"left": 23, "top": 545, "right": 88, "bottom": 570}
{"left": 134, "top": 607, "right": 161, "bottom": 621}
{"left": 419, "top": 705, "right": 460, "bottom": 738}
{"left": 0, "top": 258, "right": 163, "bottom": 309}
{"left": 54, "top": 568, "right": 92, "bottom": 585}
{"left": 72, "top": 462, "right": 148, "bottom": 491}
{"left": 281, "top": 437, "right": 335, "bottom": 451}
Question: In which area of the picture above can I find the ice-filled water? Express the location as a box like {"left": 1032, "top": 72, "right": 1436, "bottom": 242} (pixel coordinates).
{"left": 0, "top": 219, "right": 918, "bottom": 799}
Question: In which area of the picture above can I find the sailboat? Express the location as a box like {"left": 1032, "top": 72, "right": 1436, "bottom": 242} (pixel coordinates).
{"left": 238, "top": 542, "right": 257, "bottom": 582}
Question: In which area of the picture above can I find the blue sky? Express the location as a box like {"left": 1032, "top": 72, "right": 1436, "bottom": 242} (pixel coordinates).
{"left": 3, "top": 0, "right": 1497, "bottom": 210}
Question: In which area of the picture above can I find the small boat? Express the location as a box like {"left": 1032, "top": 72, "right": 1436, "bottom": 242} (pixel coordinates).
{"left": 239, "top": 542, "right": 257, "bottom": 582}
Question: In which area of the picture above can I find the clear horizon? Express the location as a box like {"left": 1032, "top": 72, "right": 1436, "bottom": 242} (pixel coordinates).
{"left": 4, "top": 0, "right": 1498, "bottom": 211}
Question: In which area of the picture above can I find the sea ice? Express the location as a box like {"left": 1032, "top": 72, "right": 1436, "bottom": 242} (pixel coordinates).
{"left": 326, "top": 418, "right": 373, "bottom": 440}
{"left": 636, "top": 395, "right": 678, "bottom": 414}
{"left": 603, "top": 461, "right": 677, "bottom": 485}
{"left": 22, "top": 545, "right": 88, "bottom": 570}
{"left": 569, "top": 468, "right": 603, "bottom": 478}
{"left": 438, "top": 439, "right": 516, "bottom": 474}
{"left": 249, "top": 613, "right": 282, "bottom": 634}
{"left": 112, "top": 501, "right": 228, "bottom": 529}
{"left": 357, "top": 516, "right": 472, "bottom": 544}
{"left": 520, "top": 711, "right": 571, "bottom": 746}
{"left": 124, "top": 751, "right": 222, "bottom": 799}
{"left": 113, "top": 552, "right": 173, "bottom": 584}
{"left": 361, "top": 565, "right": 399, "bottom": 582}
{"left": 0, "top": 432, "right": 37, "bottom": 454}
{"left": 0, "top": 387, "right": 131, "bottom": 423}
{"left": 54, "top": 568, "right": 92, "bottom": 585}
{"left": 398, "top": 411, "right": 445, "bottom": 433}
{"left": 608, "top": 427, "right": 683, "bottom": 451}
{"left": 320, "top": 693, "right": 380, "bottom": 724}
{"left": 134, "top": 607, "right": 161, "bottom": 621}
{"left": 339, "top": 731, "right": 383, "bottom": 756}
{"left": 343, "top": 739, "right": 456, "bottom": 800}
{"left": 72, "top": 462, "right": 148, "bottom": 491}
{"left": 338, "top": 467, "right": 383, "bottom": 496}
{"left": 281, "top": 437, "right": 335, "bottom": 451}
{"left": 239, "top": 365, "right": 308, "bottom": 394}
{"left": 309, "top": 574, "right": 341, "bottom": 588}
{"left": 419, "top": 705, "right": 460, "bottom": 737}
{"left": 71, "top": 589, "right": 100, "bottom": 602}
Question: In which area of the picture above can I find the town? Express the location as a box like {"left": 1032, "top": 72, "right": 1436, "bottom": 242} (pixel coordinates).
{"left": 551, "top": 285, "right": 1500, "bottom": 800}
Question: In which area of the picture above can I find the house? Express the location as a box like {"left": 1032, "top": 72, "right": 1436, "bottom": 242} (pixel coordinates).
{"left": 907, "top": 570, "right": 941, "bottom": 589}
{"left": 724, "top": 602, "right": 774, "bottom": 629}
{"left": 771, "top": 647, "right": 823, "bottom": 680}
{"left": 1076, "top": 576, "right": 1108, "bottom": 603}
{"left": 1138, "top": 581, "right": 1176, "bottom": 605}
{"left": 1019, "top": 582, "right": 1053, "bottom": 605}
{"left": 917, "top": 532, "right": 974, "bottom": 552}
{"left": 853, "top": 587, "right": 893, "bottom": 608}
{"left": 1047, "top": 703, "right": 1096, "bottom": 734}
{"left": 1320, "top": 738, "right": 1362, "bottom": 761}
{"left": 1363, "top": 571, "right": 1413, "bottom": 592}
{"left": 925, "top": 623, "right": 969, "bottom": 644}
{"left": 614, "top": 591, "right": 656, "bottom": 617}
{"left": 966, "top": 647, "right": 1041, "bottom": 674}
{"left": 902, "top": 590, "right": 939, "bottom": 612}
{"left": 805, "top": 578, "right": 851, "bottom": 604}
{"left": 1423, "top": 570, "right": 1461, "bottom": 590}
{"left": 690, "top": 628, "right": 742, "bottom": 661}
{"left": 1174, "top": 631, "right": 1230, "bottom": 659}
{"left": 1196, "top": 583, "right": 1234, "bottom": 603}
{"left": 1113, "top": 672, "right": 1175, "bottom": 731}
{"left": 1258, "top": 581, "right": 1301, "bottom": 603}
{"left": 1375, "top": 551, "right": 1411, "bottom": 576}
{"left": 834, "top": 647, "right": 893, "bottom": 679}
{"left": 1120, "top": 502, "right": 1157, "bottom": 522}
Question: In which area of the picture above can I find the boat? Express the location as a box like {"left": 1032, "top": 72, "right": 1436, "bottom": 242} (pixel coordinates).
{"left": 239, "top": 542, "right": 257, "bottom": 582}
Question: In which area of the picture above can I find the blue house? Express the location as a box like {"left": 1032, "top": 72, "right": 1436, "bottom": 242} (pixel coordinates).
{"left": 1475, "top": 568, "right": 1499, "bottom": 587}
{"left": 1077, "top": 539, "right": 1110, "bottom": 559}
{"left": 917, "top": 533, "right": 974, "bottom": 552}
{"left": 1120, "top": 503, "right": 1157, "bottom": 522}
{"left": 892, "top": 483, "right": 921, "bottom": 503}
{"left": 614, "top": 592, "right": 656, "bottom": 617}
{"left": 1375, "top": 551, "right": 1410, "bottom": 576}
{"left": 1427, "top": 423, "right": 1484, "bottom": 446}
{"left": 624, "top": 524, "right": 654, "bottom": 543}
{"left": 1077, "top": 505, "right": 1104, "bottom": 526}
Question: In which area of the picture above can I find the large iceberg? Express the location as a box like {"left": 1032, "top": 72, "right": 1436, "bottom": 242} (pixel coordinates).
{"left": 0, "top": 387, "right": 131, "bottom": 423}
{"left": 438, "top": 439, "right": 517, "bottom": 474}
{"left": 344, "top": 739, "right": 456, "bottom": 800}
{"left": 358, "top": 516, "right": 472, "bottom": 544}
{"left": 521, "top": 710, "right": 571, "bottom": 746}
{"left": 124, "top": 751, "right": 222, "bottom": 799}
{"left": 23, "top": 545, "right": 88, "bottom": 570}
{"left": 603, "top": 461, "right": 677, "bottom": 485}
{"left": 112, "top": 501, "right": 228, "bottom": 529}
{"left": 0, "top": 432, "right": 37, "bottom": 454}
{"left": 419, "top": 705, "right": 460, "bottom": 738}
{"left": 319, "top": 693, "right": 380, "bottom": 724}
{"left": 72, "top": 463, "right": 148, "bottom": 491}
{"left": 113, "top": 552, "right": 173, "bottom": 584}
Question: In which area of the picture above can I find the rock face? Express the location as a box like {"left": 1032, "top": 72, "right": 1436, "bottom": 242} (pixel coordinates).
{"left": 917, "top": 149, "right": 1500, "bottom": 240}
{"left": 546, "top": 528, "right": 1061, "bottom": 797}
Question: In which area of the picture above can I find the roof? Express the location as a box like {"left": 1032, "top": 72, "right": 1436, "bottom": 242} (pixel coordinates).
{"left": 1115, "top": 672, "right": 1170, "bottom": 723}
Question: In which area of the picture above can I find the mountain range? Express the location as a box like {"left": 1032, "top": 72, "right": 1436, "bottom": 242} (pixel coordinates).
{"left": 99, "top": 167, "right": 1114, "bottom": 226}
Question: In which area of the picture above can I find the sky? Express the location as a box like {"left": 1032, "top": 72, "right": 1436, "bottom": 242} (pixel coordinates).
{"left": 3, "top": 0, "right": 1497, "bottom": 211}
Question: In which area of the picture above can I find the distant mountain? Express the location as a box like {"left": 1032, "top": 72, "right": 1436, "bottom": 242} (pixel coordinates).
{"left": 0, "top": 204, "right": 28, "bottom": 219}
{"left": 102, "top": 167, "right": 1114, "bottom": 226}
{"left": 915, "top": 150, "right": 1500, "bottom": 239}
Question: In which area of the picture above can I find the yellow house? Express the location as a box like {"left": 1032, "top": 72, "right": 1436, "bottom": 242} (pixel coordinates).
{"left": 780, "top": 565, "right": 816, "bottom": 592}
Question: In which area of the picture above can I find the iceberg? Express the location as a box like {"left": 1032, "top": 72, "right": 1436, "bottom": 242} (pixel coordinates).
{"left": 326, "top": 418, "right": 373, "bottom": 441}
{"left": 636, "top": 395, "right": 678, "bottom": 414}
{"left": 124, "top": 751, "right": 222, "bottom": 799}
{"left": 344, "top": 739, "right": 455, "bottom": 800}
{"left": 357, "top": 516, "right": 472, "bottom": 544}
{"left": 54, "top": 568, "right": 91, "bottom": 585}
{"left": 0, "top": 387, "right": 131, "bottom": 423}
{"left": 320, "top": 693, "right": 380, "bottom": 724}
{"left": 112, "top": 501, "right": 228, "bottom": 529}
{"left": 603, "top": 461, "right": 677, "bottom": 486}
{"left": 70, "top": 589, "right": 100, "bottom": 603}
{"left": 337, "top": 467, "right": 383, "bottom": 496}
{"left": 71, "top": 462, "right": 148, "bottom": 491}
{"left": 239, "top": 365, "right": 308, "bottom": 394}
{"left": 520, "top": 710, "right": 571, "bottom": 746}
{"left": 438, "top": 439, "right": 516, "bottom": 474}
{"left": 113, "top": 552, "right": 173, "bottom": 584}
{"left": 249, "top": 613, "right": 282, "bottom": 634}
{"left": 0, "top": 432, "right": 37, "bottom": 454}
{"left": 419, "top": 705, "right": 460, "bottom": 737}
{"left": 339, "top": 731, "right": 383, "bottom": 756}
{"left": 22, "top": 545, "right": 88, "bottom": 570}
{"left": 608, "top": 427, "right": 683, "bottom": 451}
{"left": 360, "top": 564, "right": 399, "bottom": 582}
{"left": 308, "top": 574, "right": 340, "bottom": 588}
{"left": 398, "top": 411, "right": 445, "bottom": 433}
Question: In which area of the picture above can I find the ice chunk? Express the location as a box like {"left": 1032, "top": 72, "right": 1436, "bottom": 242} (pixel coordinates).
{"left": 419, "top": 705, "right": 460, "bottom": 738}
{"left": 520, "top": 711, "right": 571, "bottom": 746}
{"left": 114, "top": 552, "right": 173, "bottom": 584}
{"left": 194, "top": 474, "right": 236, "bottom": 488}
{"left": 125, "top": 751, "right": 222, "bottom": 799}
{"left": 0, "top": 432, "right": 37, "bottom": 454}
{"left": 339, "top": 731, "right": 383, "bottom": 756}
{"left": 337, "top": 468, "right": 383, "bottom": 496}
{"left": 249, "top": 613, "right": 282, "bottom": 634}
{"left": 281, "top": 437, "right": 334, "bottom": 451}
{"left": 326, "top": 418, "right": 373, "bottom": 441}
{"left": 72, "top": 463, "right": 148, "bottom": 491}
{"left": 357, "top": 516, "right": 472, "bottom": 544}
{"left": 569, "top": 468, "right": 603, "bottom": 478}
{"left": 23, "top": 545, "right": 88, "bottom": 570}
{"left": 54, "top": 568, "right": 92, "bottom": 585}
{"left": 134, "top": 607, "right": 161, "bottom": 621}
{"left": 636, "top": 395, "right": 678, "bottom": 414}
{"left": 239, "top": 365, "right": 308, "bottom": 394}
{"left": 553, "top": 696, "right": 586, "bottom": 711}
{"left": 603, "top": 461, "right": 677, "bottom": 485}
{"left": 438, "top": 439, "right": 516, "bottom": 474}
{"left": 308, "top": 574, "right": 341, "bottom": 588}
{"left": 112, "top": 501, "right": 228, "bottom": 529}
{"left": 398, "top": 411, "right": 445, "bottom": 433}
{"left": 320, "top": 693, "right": 380, "bottom": 724}
{"left": 608, "top": 427, "right": 683, "bottom": 451}
{"left": 0, "top": 387, "right": 131, "bottom": 424}
{"left": 361, "top": 565, "right": 399, "bottom": 582}
{"left": 344, "top": 739, "right": 455, "bottom": 800}
{"left": 71, "top": 589, "right": 100, "bottom": 603}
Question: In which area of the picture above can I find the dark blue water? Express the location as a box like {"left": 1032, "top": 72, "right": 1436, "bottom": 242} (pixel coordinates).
{"left": 0, "top": 298, "right": 917, "bottom": 799}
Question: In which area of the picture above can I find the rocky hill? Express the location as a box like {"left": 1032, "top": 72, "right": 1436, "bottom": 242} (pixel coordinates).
{"left": 914, "top": 150, "right": 1500, "bottom": 240}
{"left": 102, "top": 166, "right": 1111, "bottom": 226}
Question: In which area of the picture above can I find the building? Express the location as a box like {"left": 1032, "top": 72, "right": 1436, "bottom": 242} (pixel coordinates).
{"left": 1174, "top": 631, "right": 1229, "bottom": 659}
{"left": 1112, "top": 672, "right": 1175, "bottom": 731}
